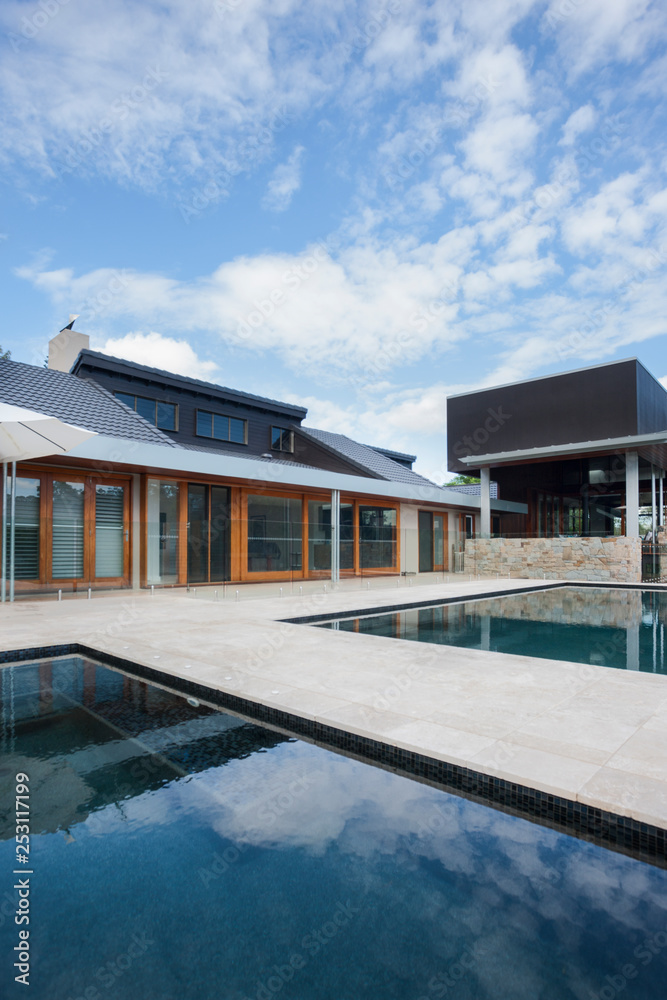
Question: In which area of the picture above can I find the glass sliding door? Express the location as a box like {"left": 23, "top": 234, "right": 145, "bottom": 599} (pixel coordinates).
{"left": 186, "top": 483, "right": 231, "bottom": 584}
{"left": 359, "top": 506, "right": 397, "bottom": 570}
{"left": 49, "top": 475, "right": 130, "bottom": 588}
{"left": 419, "top": 511, "right": 446, "bottom": 572}
{"left": 147, "top": 479, "right": 180, "bottom": 585}
{"left": 11, "top": 478, "right": 40, "bottom": 581}
{"left": 51, "top": 480, "right": 85, "bottom": 579}
{"left": 340, "top": 504, "right": 354, "bottom": 570}
{"left": 418, "top": 511, "right": 434, "bottom": 572}
{"left": 187, "top": 484, "right": 208, "bottom": 584}
{"left": 247, "top": 495, "right": 302, "bottom": 574}
{"left": 209, "top": 486, "right": 230, "bottom": 582}
{"left": 433, "top": 514, "right": 445, "bottom": 571}
{"left": 94, "top": 484, "right": 126, "bottom": 579}
{"left": 308, "top": 500, "right": 354, "bottom": 574}
{"left": 308, "top": 500, "right": 332, "bottom": 571}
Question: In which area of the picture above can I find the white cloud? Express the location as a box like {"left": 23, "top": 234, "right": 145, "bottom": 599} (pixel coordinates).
{"left": 559, "top": 104, "right": 596, "bottom": 146}
{"left": 444, "top": 43, "right": 532, "bottom": 112}
{"left": 94, "top": 331, "right": 219, "bottom": 380}
{"left": 16, "top": 232, "right": 476, "bottom": 377}
{"left": 561, "top": 170, "right": 649, "bottom": 254}
{"left": 0, "top": 0, "right": 325, "bottom": 190}
{"left": 261, "top": 145, "right": 305, "bottom": 211}
{"left": 544, "top": 0, "right": 666, "bottom": 78}
{"left": 461, "top": 114, "right": 538, "bottom": 186}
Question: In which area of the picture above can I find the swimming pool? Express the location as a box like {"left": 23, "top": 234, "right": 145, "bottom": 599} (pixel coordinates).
{"left": 1, "top": 655, "right": 666, "bottom": 999}
{"left": 316, "top": 586, "right": 667, "bottom": 673}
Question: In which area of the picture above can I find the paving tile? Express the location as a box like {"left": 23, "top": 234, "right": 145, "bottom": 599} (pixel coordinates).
{"left": 379, "top": 718, "right": 496, "bottom": 766}
{"left": 469, "top": 741, "right": 600, "bottom": 798}
{"left": 505, "top": 708, "right": 638, "bottom": 765}
{"left": 579, "top": 767, "right": 667, "bottom": 828}
{"left": 604, "top": 727, "right": 667, "bottom": 782}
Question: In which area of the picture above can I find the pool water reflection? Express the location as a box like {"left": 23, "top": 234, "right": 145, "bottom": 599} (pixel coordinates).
{"left": 0, "top": 656, "right": 666, "bottom": 999}
{"left": 319, "top": 587, "right": 667, "bottom": 673}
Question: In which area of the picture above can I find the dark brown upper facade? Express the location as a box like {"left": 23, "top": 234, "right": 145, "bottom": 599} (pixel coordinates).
{"left": 447, "top": 359, "right": 667, "bottom": 475}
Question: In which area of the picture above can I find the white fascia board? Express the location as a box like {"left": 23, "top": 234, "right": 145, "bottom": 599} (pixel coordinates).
{"left": 63, "top": 435, "right": 527, "bottom": 513}
{"left": 459, "top": 430, "right": 667, "bottom": 466}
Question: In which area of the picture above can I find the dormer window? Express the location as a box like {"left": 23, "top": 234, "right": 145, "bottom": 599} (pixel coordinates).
{"left": 196, "top": 410, "right": 247, "bottom": 444}
{"left": 115, "top": 392, "right": 177, "bottom": 431}
{"left": 271, "top": 426, "right": 294, "bottom": 453}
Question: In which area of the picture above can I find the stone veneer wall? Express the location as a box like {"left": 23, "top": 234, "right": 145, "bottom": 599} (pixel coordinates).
{"left": 465, "top": 536, "right": 642, "bottom": 583}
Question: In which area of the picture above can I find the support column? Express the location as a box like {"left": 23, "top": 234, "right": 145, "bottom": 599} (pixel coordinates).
{"left": 625, "top": 450, "right": 639, "bottom": 537}
{"left": 480, "top": 466, "right": 491, "bottom": 538}
{"left": 9, "top": 462, "right": 15, "bottom": 603}
{"left": 1, "top": 463, "right": 6, "bottom": 603}
{"left": 331, "top": 489, "right": 340, "bottom": 584}
{"left": 660, "top": 470, "right": 664, "bottom": 527}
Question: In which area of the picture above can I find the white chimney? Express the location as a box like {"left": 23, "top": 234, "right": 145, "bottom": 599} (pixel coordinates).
{"left": 48, "top": 316, "right": 89, "bottom": 372}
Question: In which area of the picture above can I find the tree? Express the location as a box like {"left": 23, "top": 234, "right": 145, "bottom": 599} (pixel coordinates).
{"left": 0, "top": 345, "right": 10, "bottom": 361}
{"left": 446, "top": 474, "right": 480, "bottom": 485}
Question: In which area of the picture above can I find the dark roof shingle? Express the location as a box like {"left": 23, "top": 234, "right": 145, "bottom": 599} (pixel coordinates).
{"left": 0, "top": 360, "right": 176, "bottom": 446}
{"left": 299, "top": 426, "right": 438, "bottom": 487}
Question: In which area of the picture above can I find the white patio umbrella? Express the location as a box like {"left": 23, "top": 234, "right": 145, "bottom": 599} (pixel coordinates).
{"left": 0, "top": 403, "right": 97, "bottom": 602}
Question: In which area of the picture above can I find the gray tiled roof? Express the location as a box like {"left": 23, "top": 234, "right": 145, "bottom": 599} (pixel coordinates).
{"left": 362, "top": 444, "right": 417, "bottom": 464}
{"left": 299, "top": 426, "right": 438, "bottom": 487}
{"left": 447, "top": 482, "right": 498, "bottom": 497}
{"left": 0, "top": 360, "right": 176, "bottom": 446}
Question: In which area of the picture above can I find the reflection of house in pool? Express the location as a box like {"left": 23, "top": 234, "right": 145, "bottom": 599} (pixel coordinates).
{"left": 0, "top": 657, "right": 289, "bottom": 838}
{"left": 326, "top": 588, "right": 667, "bottom": 674}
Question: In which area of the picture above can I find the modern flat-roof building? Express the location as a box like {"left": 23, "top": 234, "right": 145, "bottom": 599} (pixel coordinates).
{"left": 446, "top": 358, "right": 667, "bottom": 581}
{"left": 0, "top": 324, "right": 523, "bottom": 595}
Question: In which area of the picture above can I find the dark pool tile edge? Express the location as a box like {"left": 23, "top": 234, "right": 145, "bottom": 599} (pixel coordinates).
{"left": 1, "top": 639, "right": 666, "bottom": 869}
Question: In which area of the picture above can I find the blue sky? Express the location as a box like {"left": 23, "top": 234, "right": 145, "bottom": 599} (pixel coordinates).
{"left": 1, "top": 0, "right": 667, "bottom": 481}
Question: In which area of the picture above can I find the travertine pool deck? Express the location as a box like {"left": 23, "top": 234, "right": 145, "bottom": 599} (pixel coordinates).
{"left": 2, "top": 578, "right": 667, "bottom": 834}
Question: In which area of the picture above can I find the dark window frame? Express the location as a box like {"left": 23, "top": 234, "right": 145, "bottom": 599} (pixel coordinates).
{"left": 195, "top": 409, "right": 248, "bottom": 445}
{"left": 115, "top": 392, "right": 178, "bottom": 432}
{"left": 270, "top": 426, "right": 294, "bottom": 453}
